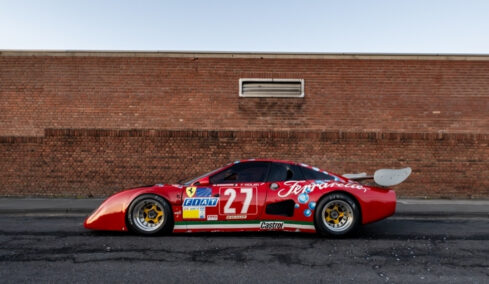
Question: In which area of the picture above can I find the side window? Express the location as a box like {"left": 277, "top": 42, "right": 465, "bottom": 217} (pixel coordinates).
{"left": 210, "top": 162, "right": 270, "bottom": 184}
{"left": 301, "top": 166, "right": 335, "bottom": 181}
{"left": 267, "top": 163, "right": 305, "bottom": 182}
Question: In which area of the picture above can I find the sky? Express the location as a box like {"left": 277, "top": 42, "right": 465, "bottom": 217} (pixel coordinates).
{"left": 1, "top": 0, "right": 488, "bottom": 54}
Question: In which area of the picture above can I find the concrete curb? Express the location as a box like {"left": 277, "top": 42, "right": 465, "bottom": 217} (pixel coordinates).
{"left": 0, "top": 198, "right": 488, "bottom": 218}
{"left": 0, "top": 198, "right": 104, "bottom": 214}
{"left": 394, "top": 199, "right": 489, "bottom": 218}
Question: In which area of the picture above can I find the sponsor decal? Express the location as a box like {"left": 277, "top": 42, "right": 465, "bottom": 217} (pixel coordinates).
{"left": 226, "top": 214, "right": 247, "bottom": 220}
{"left": 183, "top": 207, "right": 205, "bottom": 219}
{"left": 173, "top": 210, "right": 182, "bottom": 215}
{"left": 182, "top": 197, "right": 218, "bottom": 219}
{"left": 278, "top": 180, "right": 367, "bottom": 198}
{"left": 195, "top": 187, "right": 212, "bottom": 197}
{"left": 242, "top": 183, "right": 264, "bottom": 187}
{"left": 207, "top": 215, "right": 218, "bottom": 221}
{"left": 186, "top": 186, "right": 197, "bottom": 197}
{"left": 183, "top": 197, "right": 218, "bottom": 207}
{"left": 216, "top": 183, "right": 237, "bottom": 187}
{"left": 260, "top": 221, "right": 284, "bottom": 230}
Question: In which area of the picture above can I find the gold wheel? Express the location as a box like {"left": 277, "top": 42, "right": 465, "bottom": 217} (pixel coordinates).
{"left": 322, "top": 200, "right": 354, "bottom": 232}
{"left": 131, "top": 197, "right": 167, "bottom": 233}
{"left": 142, "top": 203, "right": 164, "bottom": 224}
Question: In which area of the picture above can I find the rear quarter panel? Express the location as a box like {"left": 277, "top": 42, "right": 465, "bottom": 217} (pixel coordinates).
{"left": 263, "top": 180, "right": 396, "bottom": 226}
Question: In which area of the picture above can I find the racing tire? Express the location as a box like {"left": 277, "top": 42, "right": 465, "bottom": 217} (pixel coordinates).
{"left": 314, "top": 193, "right": 360, "bottom": 237}
{"left": 127, "top": 194, "right": 174, "bottom": 235}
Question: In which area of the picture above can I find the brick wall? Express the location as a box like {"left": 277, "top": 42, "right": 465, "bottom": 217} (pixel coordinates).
{"left": 1, "top": 53, "right": 489, "bottom": 137}
{"left": 1, "top": 51, "right": 488, "bottom": 198}
{"left": 1, "top": 129, "right": 488, "bottom": 198}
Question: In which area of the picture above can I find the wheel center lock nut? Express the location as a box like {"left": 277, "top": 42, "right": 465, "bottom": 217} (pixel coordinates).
{"left": 331, "top": 211, "right": 339, "bottom": 219}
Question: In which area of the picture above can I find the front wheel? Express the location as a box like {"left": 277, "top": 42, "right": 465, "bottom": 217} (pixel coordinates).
{"left": 127, "top": 194, "right": 173, "bottom": 235}
{"left": 315, "top": 193, "right": 360, "bottom": 237}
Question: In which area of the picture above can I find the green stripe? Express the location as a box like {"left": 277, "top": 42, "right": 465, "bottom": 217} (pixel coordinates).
{"left": 176, "top": 220, "right": 313, "bottom": 226}
{"left": 285, "top": 220, "right": 313, "bottom": 225}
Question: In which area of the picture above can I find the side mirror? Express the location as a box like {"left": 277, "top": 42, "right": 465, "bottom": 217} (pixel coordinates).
{"left": 196, "top": 176, "right": 210, "bottom": 186}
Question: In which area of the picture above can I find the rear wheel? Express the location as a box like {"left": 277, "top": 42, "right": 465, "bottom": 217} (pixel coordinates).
{"left": 127, "top": 194, "right": 173, "bottom": 235}
{"left": 315, "top": 193, "right": 360, "bottom": 237}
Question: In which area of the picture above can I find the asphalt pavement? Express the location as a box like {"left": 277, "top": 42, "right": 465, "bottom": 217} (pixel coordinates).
{"left": 0, "top": 214, "right": 488, "bottom": 283}
{"left": 1, "top": 197, "right": 488, "bottom": 283}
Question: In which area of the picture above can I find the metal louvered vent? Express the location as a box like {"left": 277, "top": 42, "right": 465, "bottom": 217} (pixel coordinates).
{"left": 239, "top": 79, "right": 304, "bottom": 98}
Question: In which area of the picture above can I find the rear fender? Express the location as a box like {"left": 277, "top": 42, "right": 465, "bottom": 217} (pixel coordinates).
{"left": 309, "top": 186, "right": 396, "bottom": 225}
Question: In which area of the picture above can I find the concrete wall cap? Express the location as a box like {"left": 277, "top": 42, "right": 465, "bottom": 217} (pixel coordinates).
{"left": 2, "top": 49, "right": 489, "bottom": 61}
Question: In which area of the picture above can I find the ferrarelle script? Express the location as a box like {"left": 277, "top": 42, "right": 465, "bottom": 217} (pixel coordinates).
{"left": 278, "top": 181, "right": 367, "bottom": 198}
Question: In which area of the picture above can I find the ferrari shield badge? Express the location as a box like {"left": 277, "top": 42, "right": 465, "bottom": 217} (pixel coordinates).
{"left": 186, "top": 186, "right": 197, "bottom": 197}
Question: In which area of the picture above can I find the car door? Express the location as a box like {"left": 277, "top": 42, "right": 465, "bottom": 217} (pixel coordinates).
{"left": 262, "top": 162, "right": 307, "bottom": 218}
{"left": 263, "top": 162, "right": 337, "bottom": 219}
{"left": 208, "top": 161, "right": 270, "bottom": 221}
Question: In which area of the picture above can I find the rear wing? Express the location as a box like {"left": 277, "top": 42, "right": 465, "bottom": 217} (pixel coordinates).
{"left": 343, "top": 167, "right": 412, "bottom": 187}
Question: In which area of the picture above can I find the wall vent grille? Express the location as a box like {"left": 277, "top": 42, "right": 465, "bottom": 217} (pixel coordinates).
{"left": 239, "top": 78, "right": 304, "bottom": 98}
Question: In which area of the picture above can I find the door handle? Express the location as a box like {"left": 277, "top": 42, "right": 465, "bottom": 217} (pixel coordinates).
{"left": 270, "top": 183, "right": 279, "bottom": 190}
{"left": 213, "top": 193, "right": 220, "bottom": 197}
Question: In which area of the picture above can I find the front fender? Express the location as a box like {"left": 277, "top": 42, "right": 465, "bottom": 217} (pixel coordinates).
{"left": 84, "top": 189, "right": 138, "bottom": 231}
{"left": 84, "top": 185, "right": 182, "bottom": 231}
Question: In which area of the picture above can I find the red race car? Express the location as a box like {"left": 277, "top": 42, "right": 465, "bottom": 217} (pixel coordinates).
{"left": 84, "top": 159, "right": 411, "bottom": 237}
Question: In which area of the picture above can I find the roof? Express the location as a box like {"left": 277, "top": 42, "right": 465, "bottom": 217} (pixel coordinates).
{"left": 2, "top": 50, "right": 489, "bottom": 61}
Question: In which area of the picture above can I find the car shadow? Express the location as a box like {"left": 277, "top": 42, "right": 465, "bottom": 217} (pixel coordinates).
{"left": 84, "top": 223, "right": 390, "bottom": 239}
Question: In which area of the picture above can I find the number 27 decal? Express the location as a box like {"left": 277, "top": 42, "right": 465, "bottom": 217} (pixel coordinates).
{"left": 221, "top": 187, "right": 256, "bottom": 214}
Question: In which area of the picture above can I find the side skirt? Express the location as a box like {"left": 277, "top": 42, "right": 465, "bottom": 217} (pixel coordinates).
{"left": 173, "top": 220, "right": 316, "bottom": 233}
